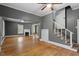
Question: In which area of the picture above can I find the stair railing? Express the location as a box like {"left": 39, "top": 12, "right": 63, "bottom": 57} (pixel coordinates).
{"left": 53, "top": 21, "right": 73, "bottom": 47}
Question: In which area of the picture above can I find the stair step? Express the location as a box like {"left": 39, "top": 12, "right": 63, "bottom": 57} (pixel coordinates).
{"left": 73, "top": 43, "right": 79, "bottom": 47}
{"left": 72, "top": 43, "right": 79, "bottom": 50}
{"left": 53, "top": 31, "right": 78, "bottom": 47}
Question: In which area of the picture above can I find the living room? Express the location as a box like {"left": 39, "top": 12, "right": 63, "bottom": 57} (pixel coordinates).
{"left": 0, "top": 2, "right": 79, "bottom": 56}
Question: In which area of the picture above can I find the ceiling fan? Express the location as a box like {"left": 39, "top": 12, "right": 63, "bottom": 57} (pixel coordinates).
{"left": 38, "top": 3, "right": 62, "bottom": 11}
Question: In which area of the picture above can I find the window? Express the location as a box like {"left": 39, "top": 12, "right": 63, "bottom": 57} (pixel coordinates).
{"left": 18, "top": 24, "right": 24, "bottom": 34}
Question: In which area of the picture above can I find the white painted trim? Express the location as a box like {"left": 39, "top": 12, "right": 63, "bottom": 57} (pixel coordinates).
{"left": 32, "top": 23, "right": 40, "bottom": 34}
{"left": 40, "top": 39, "right": 78, "bottom": 52}
{"left": 3, "top": 20, "right": 5, "bottom": 37}
{"left": 1, "top": 37, "right": 5, "bottom": 45}
{"left": 77, "top": 19, "right": 79, "bottom": 44}
{"left": 0, "top": 46, "right": 1, "bottom": 52}
{"left": 24, "top": 29, "right": 30, "bottom": 36}
{"left": 5, "top": 35, "right": 24, "bottom": 37}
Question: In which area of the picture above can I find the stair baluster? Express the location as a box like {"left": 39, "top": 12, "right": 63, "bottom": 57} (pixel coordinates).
{"left": 65, "top": 30, "right": 67, "bottom": 43}
{"left": 53, "top": 21, "right": 73, "bottom": 47}
{"left": 70, "top": 32, "right": 73, "bottom": 47}
{"left": 61, "top": 28, "right": 63, "bottom": 40}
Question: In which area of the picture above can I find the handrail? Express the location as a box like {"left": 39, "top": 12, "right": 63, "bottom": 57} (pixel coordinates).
{"left": 65, "top": 29, "right": 73, "bottom": 34}
{"left": 52, "top": 20, "right": 73, "bottom": 47}
{"left": 52, "top": 21, "right": 74, "bottom": 34}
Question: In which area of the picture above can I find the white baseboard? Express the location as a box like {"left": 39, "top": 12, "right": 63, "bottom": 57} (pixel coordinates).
{"left": 5, "top": 35, "right": 24, "bottom": 37}
{"left": 40, "top": 39, "right": 78, "bottom": 52}
{"left": 0, "top": 37, "right": 5, "bottom": 52}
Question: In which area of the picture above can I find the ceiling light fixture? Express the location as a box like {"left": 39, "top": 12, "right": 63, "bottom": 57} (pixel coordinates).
{"left": 21, "top": 20, "right": 24, "bottom": 22}
{"left": 47, "top": 4, "right": 52, "bottom": 8}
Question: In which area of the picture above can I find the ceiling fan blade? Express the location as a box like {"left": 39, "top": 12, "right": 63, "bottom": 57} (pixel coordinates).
{"left": 51, "top": 3, "right": 62, "bottom": 4}
{"left": 39, "top": 3, "right": 62, "bottom": 11}
{"left": 51, "top": 7, "right": 54, "bottom": 10}
{"left": 38, "top": 3, "right": 47, "bottom": 4}
{"left": 41, "top": 6, "right": 47, "bottom": 10}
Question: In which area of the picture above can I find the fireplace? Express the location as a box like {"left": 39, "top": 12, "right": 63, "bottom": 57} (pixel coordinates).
{"left": 24, "top": 29, "right": 30, "bottom": 36}
{"left": 25, "top": 32, "right": 29, "bottom": 36}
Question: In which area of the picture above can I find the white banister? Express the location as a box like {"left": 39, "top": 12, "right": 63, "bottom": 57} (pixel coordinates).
{"left": 53, "top": 20, "right": 73, "bottom": 47}
{"left": 65, "top": 29, "right": 73, "bottom": 34}
{"left": 61, "top": 28, "right": 63, "bottom": 40}
{"left": 70, "top": 32, "right": 73, "bottom": 47}
{"left": 54, "top": 22, "right": 56, "bottom": 34}
{"left": 53, "top": 21, "right": 73, "bottom": 34}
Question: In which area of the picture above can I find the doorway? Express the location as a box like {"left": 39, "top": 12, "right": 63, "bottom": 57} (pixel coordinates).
{"left": 32, "top": 23, "right": 40, "bottom": 35}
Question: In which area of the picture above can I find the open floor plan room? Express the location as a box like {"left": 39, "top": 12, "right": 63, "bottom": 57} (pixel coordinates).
{"left": 0, "top": 3, "right": 79, "bottom": 56}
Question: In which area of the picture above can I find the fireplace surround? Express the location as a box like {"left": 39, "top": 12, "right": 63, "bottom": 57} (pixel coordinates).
{"left": 24, "top": 29, "right": 30, "bottom": 36}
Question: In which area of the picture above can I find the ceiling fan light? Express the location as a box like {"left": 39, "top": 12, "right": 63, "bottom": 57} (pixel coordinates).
{"left": 47, "top": 4, "right": 52, "bottom": 8}
{"left": 21, "top": 20, "right": 24, "bottom": 22}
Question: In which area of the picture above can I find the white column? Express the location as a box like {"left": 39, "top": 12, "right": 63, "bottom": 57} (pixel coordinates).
{"left": 70, "top": 32, "right": 73, "bottom": 47}
{"left": 77, "top": 19, "right": 79, "bottom": 44}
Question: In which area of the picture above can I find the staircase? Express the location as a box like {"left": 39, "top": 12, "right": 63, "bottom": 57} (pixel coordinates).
{"left": 52, "top": 21, "right": 79, "bottom": 50}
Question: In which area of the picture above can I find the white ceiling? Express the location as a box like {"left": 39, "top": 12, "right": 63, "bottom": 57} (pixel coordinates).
{"left": 0, "top": 3, "right": 64, "bottom": 16}
{"left": 0, "top": 3, "right": 79, "bottom": 16}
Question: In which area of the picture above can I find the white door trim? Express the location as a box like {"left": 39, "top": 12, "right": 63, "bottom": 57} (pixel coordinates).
{"left": 3, "top": 20, "right": 5, "bottom": 37}
{"left": 77, "top": 19, "right": 79, "bottom": 44}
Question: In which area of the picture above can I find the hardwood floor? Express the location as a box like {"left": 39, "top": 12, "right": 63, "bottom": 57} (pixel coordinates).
{"left": 0, "top": 36, "right": 79, "bottom": 56}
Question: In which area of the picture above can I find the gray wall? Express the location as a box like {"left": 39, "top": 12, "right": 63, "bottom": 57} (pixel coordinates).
{"left": 5, "top": 21, "right": 32, "bottom": 35}
{"left": 5, "top": 21, "right": 18, "bottom": 35}
{"left": 5, "top": 20, "right": 42, "bottom": 36}
{"left": 41, "top": 12, "right": 65, "bottom": 44}
{"left": 41, "top": 6, "right": 79, "bottom": 43}
{"left": 0, "top": 5, "right": 41, "bottom": 22}
{"left": 41, "top": 13, "right": 55, "bottom": 41}
{"left": 0, "top": 17, "right": 3, "bottom": 44}
{"left": 0, "top": 17, "right": 3, "bottom": 36}
{"left": 24, "top": 23, "right": 32, "bottom": 29}
{"left": 0, "top": 5, "right": 42, "bottom": 36}
{"left": 66, "top": 6, "right": 79, "bottom": 42}
{"left": 66, "top": 7, "right": 77, "bottom": 32}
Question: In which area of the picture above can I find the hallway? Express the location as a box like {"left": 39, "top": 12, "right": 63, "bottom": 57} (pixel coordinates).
{"left": 0, "top": 36, "right": 79, "bottom": 56}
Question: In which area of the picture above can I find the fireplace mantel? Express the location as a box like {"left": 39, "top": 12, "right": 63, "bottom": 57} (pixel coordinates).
{"left": 24, "top": 29, "right": 30, "bottom": 36}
